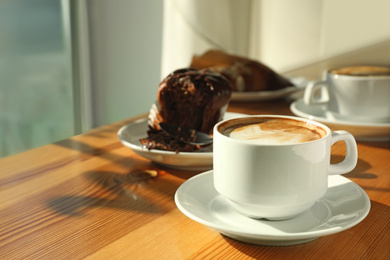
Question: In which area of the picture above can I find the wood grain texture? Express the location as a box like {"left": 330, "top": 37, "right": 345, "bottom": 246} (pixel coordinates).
{"left": 0, "top": 101, "right": 389, "bottom": 259}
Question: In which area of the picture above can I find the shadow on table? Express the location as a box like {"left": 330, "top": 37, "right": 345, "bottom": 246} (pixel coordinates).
{"left": 46, "top": 168, "right": 177, "bottom": 216}
{"left": 331, "top": 155, "right": 376, "bottom": 179}
{"left": 358, "top": 140, "right": 390, "bottom": 149}
{"left": 55, "top": 138, "right": 130, "bottom": 166}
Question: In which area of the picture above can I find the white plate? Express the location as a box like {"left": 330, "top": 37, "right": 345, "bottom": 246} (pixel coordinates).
{"left": 175, "top": 170, "right": 370, "bottom": 246}
{"left": 118, "top": 112, "right": 247, "bottom": 170}
{"left": 290, "top": 98, "right": 390, "bottom": 142}
{"left": 231, "top": 77, "right": 307, "bottom": 101}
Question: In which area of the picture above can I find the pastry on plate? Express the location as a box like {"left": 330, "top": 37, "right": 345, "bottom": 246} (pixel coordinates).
{"left": 190, "top": 49, "right": 292, "bottom": 92}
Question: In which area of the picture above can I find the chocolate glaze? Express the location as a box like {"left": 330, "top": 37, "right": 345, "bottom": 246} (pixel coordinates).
{"left": 153, "top": 68, "right": 232, "bottom": 134}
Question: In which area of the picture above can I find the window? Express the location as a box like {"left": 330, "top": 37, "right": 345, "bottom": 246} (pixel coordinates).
{"left": 0, "top": 0, "right": 74, "bottom": 157}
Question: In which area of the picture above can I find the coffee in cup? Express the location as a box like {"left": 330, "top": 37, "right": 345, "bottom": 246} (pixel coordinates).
{"left": 223, "top": 117, "right": 326, "bottom": 144}
{"left": 303, "top": 65, "right": 390, "bottom": 123}
{"left": 330, "top": 66, "right": 390, "bottom": 76}
{"left": 213, "top": 115, "right": 358, "bottom": 220}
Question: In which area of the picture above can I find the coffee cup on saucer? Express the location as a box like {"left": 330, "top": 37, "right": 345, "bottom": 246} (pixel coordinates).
{"left": 213, "top": 115, "right": 358, "bottom": 220}
{"left": 303, "top": 66, "right": 390, "bottom": 123}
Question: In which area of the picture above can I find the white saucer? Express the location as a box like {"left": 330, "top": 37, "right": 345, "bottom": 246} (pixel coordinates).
{"left": 118, "top": 112, "right": 247, "bottom": 170}
{"left": 290, "top": 98, "right": 390, "bottom": 142}
{"left": 231, "top": 77, "right": 307, "bottom": 101}
{"left": 175, "top": 170, "right": 370, "bottom": 246}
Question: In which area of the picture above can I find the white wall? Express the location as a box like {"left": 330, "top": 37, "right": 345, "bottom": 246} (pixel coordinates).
{"left": 162, "top": 0, "right": 390, "bottom": 80}
{"left": 161, "top": 0, "right": 252, "bottom": 77}
{"left": 252, "top": 0, "right": 390, "bottom": 72}
{"left": 87, "top": 0, "right": 163, "bottom": 127}
{"left": 85, "top": 0, "right": 390, "bottom": 127}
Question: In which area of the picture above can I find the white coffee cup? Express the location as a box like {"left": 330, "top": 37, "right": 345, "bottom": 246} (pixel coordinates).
{"left": 213, "top": 115, "right": 358, "bottom": 220}
{"left": 303, "top": 66, "right": 390, "bottom": 123}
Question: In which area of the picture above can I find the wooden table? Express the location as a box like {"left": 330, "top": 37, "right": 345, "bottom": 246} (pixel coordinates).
{"left": 1, "top": 99, "right": 389, "bottom": 259}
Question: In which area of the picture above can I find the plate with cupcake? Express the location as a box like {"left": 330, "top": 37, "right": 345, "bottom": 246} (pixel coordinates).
{"left": 118, "top": 68, "right": 246, "bottom": 170}
{"left": 118, "top": 111, "right": 246, "bottom": 171}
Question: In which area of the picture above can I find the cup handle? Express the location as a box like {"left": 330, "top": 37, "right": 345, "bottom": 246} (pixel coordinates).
{"left": 303, "top": 80, "right": 330, "bottom": 105}
{"left": 329, "top": 131, "right": 358, "bottom": 175}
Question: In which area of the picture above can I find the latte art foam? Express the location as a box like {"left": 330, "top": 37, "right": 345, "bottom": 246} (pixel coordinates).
{"left": 225, "top": 119, "right": 325, "bottom": 145}
{"left": 330, "top": 66, "right": 390, "bottom": 76}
